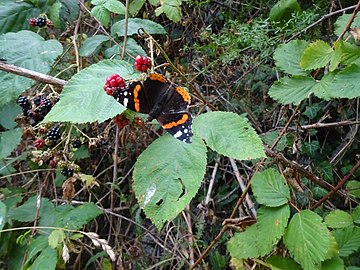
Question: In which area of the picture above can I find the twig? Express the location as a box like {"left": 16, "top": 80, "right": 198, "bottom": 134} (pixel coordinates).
{"left": 311, "top": 159, "right": 360, "bottom": 209}
{"left": 72, "top": 0, "right": 83, "bottom": 72}
{"left": 336, "top": 1, "right": 360, "bottom": 41}
{"left": 229, "top": 158, "right": 256, "bottom": 218}
{"left": 301, "top": 120, "right": 360, "bottom": 129}
{"left": 204, "top": 159, "right": 219, "bottom": 206}
{"left": 0, "top": 62, "right": 66, "bottom": 86}
{"left": 287, "top": 5, "right": 357, "bottom": 42}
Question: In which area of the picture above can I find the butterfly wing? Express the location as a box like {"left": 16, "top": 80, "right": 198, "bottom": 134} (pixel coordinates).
{"left": 157, "top": 112, "right": 193, "bottom": 143}
{"left": 113, "top": 82, "right": 150, "bottom": 114}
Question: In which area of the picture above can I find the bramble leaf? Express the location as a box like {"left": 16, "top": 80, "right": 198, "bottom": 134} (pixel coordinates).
{"left": 133, "top": 135, "right": 207, "bottom": 229}
{"left": 0, "top": 128, "right": 22, "bottom": 159}
{"left": 269, "top": 76, "right": 316, "bottom": 105}
{"left": 0, "top": 31, "right": 63, "bottom": 107}
{"left": 251, "top": 168, "right": 290, "bottom": 207}
{"left": 284, "top": 210, "right": 330, "bottom": 270}
{"left": 228, "top": 205, "right": 290, "bottom": 259}
{"left": 43, "top": 60, "right": 138, "bottom": 124}
{"left": 325, "top": 210, "right": 353, "bottom": 229}
{"left": 111, "top": 18, "right": 167, "bottom": 36}
{"left": 273, "top": 39, "right": 309, "bottom": 75}
{"left": 300, "top": 40, "right": 333, "bottom": 70}
{"left": 333, "top": 226, "right": 360, "bottom": 257}
{"left": 79, "top": 35, "right": 109, "bottom": 57}
{"left": 193, "top": 112, "right": 265, "bottom": 160}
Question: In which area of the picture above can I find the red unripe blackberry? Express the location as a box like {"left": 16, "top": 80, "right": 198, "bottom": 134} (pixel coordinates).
{"left": 104, "top": 74, "right": 125, "bottom": 96}
{"left": 46, "top": 19, "right": 53, "bottom": 26}
{"left": 29, "top": 18, "right": 36, "bottom": 27}
{"left": 34, "top": 139, "right": 45, "bottom": 149}
{"left": 134, "top": 55, "right": 151, "bottom": 72}
{"left": 113, "top": 115, "right": 129, "bottom": 128}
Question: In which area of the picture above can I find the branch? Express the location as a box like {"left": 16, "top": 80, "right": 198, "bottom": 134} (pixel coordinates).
{"left": 0, "top": 61, "right": 67, "bottom": 86}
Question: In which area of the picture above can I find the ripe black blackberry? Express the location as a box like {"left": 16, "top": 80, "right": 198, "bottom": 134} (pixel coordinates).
{"left": 72, "top": 139, "right": 81, "bottom": 148}
{"left": 46, "top": 126, "right": 61, "bottom": 142}
{"left": 33, "top": 95, "right": 42, "bottom": 106}
{"left": 39, "top": 97, "right": 52, "bottom": 114}
{"left": 61, "top": 167, "right": 74, "bottom": 177}
{"left": 35, "top": 17, "right": 47, "bottom": 27}
{"left": 18, "top": 96, "right": 30, "bottom": 109}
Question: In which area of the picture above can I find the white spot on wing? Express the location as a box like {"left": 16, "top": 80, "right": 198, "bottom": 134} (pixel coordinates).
{"left": 174, "top": 130, "right": 183, "bottom": 138}
{"left": 184, "top": 129, "right": 188, "bottom": 133}
{"left": 144, "top": 183, "right": 156, "bottom": 205}
{"left": 123, "top": 98, "right": 128, "bottom": 107}
{"left": 123, "top": 91, "right": 128, "bottom": 96}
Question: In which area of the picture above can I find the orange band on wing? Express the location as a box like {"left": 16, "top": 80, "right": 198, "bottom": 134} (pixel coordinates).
{"left": 149, "top": 73, "right": 167, "bottom": 82}
{"left": 175, "top": 86, "right": 190, "bottom": 103}
{"left": 162, "top": 113, "right": 189, "bottom": 129}
{"left": 133, "top": 84, "right": 142, "bottom": 112}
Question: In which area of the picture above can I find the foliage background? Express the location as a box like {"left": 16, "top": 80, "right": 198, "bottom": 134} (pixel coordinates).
{"left": 0, "top": 0, "right": 360, "bottom": 269}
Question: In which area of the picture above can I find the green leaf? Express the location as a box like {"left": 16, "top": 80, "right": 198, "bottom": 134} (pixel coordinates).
{"left": 329, "top": 41, "right": 342, "bottom": 71}
{"left": 129, "top": 0, "right": 146, "bottom": 16}
{"left": 59, "top": 0, "right": 80, "bottom": 29}
{"left": 302, "top": 141, "right": 320, "bottom": 157}
{"left": 251, "top": 168, "right": 290, "bottom": 207}
{"left": 352, "top": 205, "right": 360, "bottom": 224}
{"left": 91, "top": 5, "right": 110, "bottom": 27}
{"left": 104, "top": 38, "right": 146, "bottom": 59}
{"left": 340, "top": 41, "right": 360, "bottom": 66}
{"left": 193, "top": 112, "right": 265, "bottom": 160}
{"left": 284, "top": 210, "right": 330, "bottom": 270}
{"left": 303, "top": 103, "right": 322, "bottom": 119}
{"left": 312, "top": 72, "right": 336, "bottom": 100}
{"left": 0, "top": 31, "right": 63, "bottom": 107}
{"left": 53, "top": 203, "right": 102, "bottom": 230}
{"left": 48, "top": 2, "right": 62, "bottom": 29}
{"left": 155, "top": 0, "right": 182, "bottom": 23}
{"left": 48, "top": 230, "right": 65, "bottom": 249}
{"left": 266, "top": 255, "right": 302, "bottom": 270}
{"left": 25, "top": 236, "right": 49, "bottom": 266}
{"left": 334, "top": 14, "right": 360, "bottom": 37}
{"left": 0, "top": 102, "right": 21, "bottom": 129}
{"left": 30, "top": 246, "right": 57, "bottom": 270}
{"left": 111, "top": 18, "right": 167, "bottom": 36}
{"left": 79, "top": 35, "right": 109, "bottom": 57}
{"left": 325, "top": 233, "right": 339, "bottom": 260}
{"left": 0, "top": 0, "right": 40, "bottom": 34}
{"left": 300, "top": 40, "right": 334, "bottom": 70}
{"left": 0, "top": 201, "right": 6, "bottom": 230}
{"left": 269, "top": 76, "right": 316, "bottom": 105}
{"left": 346, "top": 180, "right": 360, "bottom": 198}
{"left": 333, "top": 226, "right": 360, "bottom": 257}
{"left": 269, "top": 0, "right": 302, "bottom": 23}
{"left": 43, "top": 60, "right": 138, "bottom": 124}
{"left": 328, "top": 64, "right": 360, "bottom": 99}
{"left": 325, "top": 210, "right": 353, "bottom": 229}
{"left": 0, "top": 128, "right": 22, "bottom": 160}
{"left": 228, "top": 205, "right": 290, "bottom": 259}
{"left": 8, "top": 196, "right": 54, "bottom": 222}
{"left": 103, "top": 0, "right": 126, "bottom": 14}
{"left": 273, "top": 40, "right": 309, "bottom": 75}
{"left": 133, "top": 135, "right": 207, "bottom": 229}
{"left": 321, "top": 256, "right": 344, "bottom": 270}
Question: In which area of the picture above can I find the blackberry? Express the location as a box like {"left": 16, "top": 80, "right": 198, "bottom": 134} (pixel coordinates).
{"left": 33, "top": 95, "right": 42, "bottom": 106}
{"left": 38, "top": 97, "right": 52, "bottom": 114}
{"left": 35, "top": 17, "right": 47, "bottom": 27}
{"left": 72, "top": 139, "right": 82, "bottom": 148}
{"left": 47, "top": 126, "right": 61, "bottom": 142}
{"left": 61, "top": 167, "right": 74, "bottom": 177}
{"left": 18, "top": 96, "right": 30, "bottom": 109}
{"left": 34, "top": 139, "right": 45, "bottom": 149}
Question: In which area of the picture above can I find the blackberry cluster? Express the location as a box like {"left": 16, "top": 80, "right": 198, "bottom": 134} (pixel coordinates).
{"left": 29, "top": 17, "right": 51, "bottom": 28}
{"left": 17, "top": 94, "right": 59, "bottom": 125}
{"left": 47, "top": 126, "right": 61, "bottom": 142}
{"left": 61, "top": 167, "right": 74, "bottom": 177}
{"left": 72, "top": 139, "right": 82, "bottom": 148}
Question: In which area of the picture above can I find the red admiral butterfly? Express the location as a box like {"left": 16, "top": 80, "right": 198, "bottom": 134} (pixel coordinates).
{"left": 113, "top": 73, "right": 193, "bottom": 143}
